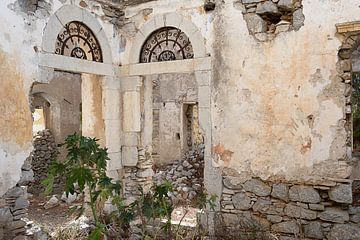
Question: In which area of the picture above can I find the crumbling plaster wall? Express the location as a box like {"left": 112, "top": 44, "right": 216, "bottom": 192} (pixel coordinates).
{"left": 212, "top": 0, "right": 360, "bottom": 183}
{"left": 0, "top": 0, "right": 120, "bottom": 196}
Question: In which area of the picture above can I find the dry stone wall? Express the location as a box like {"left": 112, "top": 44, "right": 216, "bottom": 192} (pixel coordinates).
{"left": 216, "top": 173, "right": 360, "bottom": 240}
{"left": 123, "top": 148, "right": 154, "bottom": 201}
{"left": 0, "top": 157, "right": 34, "bottom": 239}
{"left": 28, "top": 129, "right": 61, "bottom": 195}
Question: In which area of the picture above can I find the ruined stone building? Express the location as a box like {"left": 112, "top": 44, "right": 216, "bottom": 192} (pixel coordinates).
{"left": 1, "top": 0, "right": 360, "bottom": 239}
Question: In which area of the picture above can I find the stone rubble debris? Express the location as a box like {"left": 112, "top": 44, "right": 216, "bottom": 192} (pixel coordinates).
{"left": 154, "top": 145, "right": 205, "bottom": 204}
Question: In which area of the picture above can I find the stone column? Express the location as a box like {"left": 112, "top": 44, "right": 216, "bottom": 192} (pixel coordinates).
{"left": 102, "top": 76, "right": 122, "bottom": 181}
{"left": 195, "top": 70, "right": 222, "bottom": 237}
{"left": 121, "top": 76, "right": 153, "bottom": 198}
{"left": 81, "top": 74, "right": 105, "bottom": 145}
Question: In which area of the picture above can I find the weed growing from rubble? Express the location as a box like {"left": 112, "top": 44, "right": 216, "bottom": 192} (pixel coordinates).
{"left": 42, "top": 133, "right": 218, "bottom": 239}
{"left": 42, "top": 133, "right": 121, "bottom": 239}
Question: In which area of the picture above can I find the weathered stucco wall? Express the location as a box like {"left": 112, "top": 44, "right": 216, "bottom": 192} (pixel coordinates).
{"left": 0, "top": 48, "right": 33, "bottom": 197}
{"left": 211, "top": 0, "right": 360, "bottom": 183}
{"left": 0, "top": 0, "right": 118, "bottom": 196}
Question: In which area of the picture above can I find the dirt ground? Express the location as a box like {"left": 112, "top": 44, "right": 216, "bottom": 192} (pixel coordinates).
{"left": 25, "top": 194, "right": 199, "bottom": 239}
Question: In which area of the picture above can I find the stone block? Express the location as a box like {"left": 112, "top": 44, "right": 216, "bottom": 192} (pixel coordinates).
{"left": 309, "top": 204, "right": 324, "bottom": 211}
{"left": 253, "top": 199, "right": 283, "bottom": 215}
{"left": 44, "top": 196, "right": 59, "bottom": 210}
{"left": 4, "top": 187, "right": 24, "bottom": 198}
{"left": 267, "top": 214, "right": 282, "bottom": 223}
{"left": 6, "top": 220, "right": 26, "bottom": 230}
{"left": 289, "top": 185, "right": 320, "bottom": 203}
{"left": 106, "top": 170, "right": 120, "bottom": 181}
{"left": 244, "top": 13, "right": 267, "bottom": 34}
{"left": 164, "top": 12, "right": 183, "bottom": 29}
{"left": 0, "top": 208, "right": 12, "bottom": 224}
{"left": 284, "top": 204, "right": 317, "bottom": 220}
{"left": 256, "top": 1, "right": 279, "bottom": 15}
{"left": 304, "top": 221, "right": 323, "bottom": 239}
{"left": 318, "top": 208, "right": 349, "bottom": 223}
{"left": 13, "top": 197, "right": 29, "bottom": 211}
{"left": 18, "top": 169, "right": 34, "bottom": 185}
{"left": 123, "top": 91, "right": 141, "bottom": 132}
{"left": 136, "top": 168, "right": 154, "bottom": 178}
{"left": 243, "top": 179, "right": 271, "bottom": 196}
{"left": 339, "top": 59, "right": 352, "bottom": 72}
{"left": 271, "top": 183, "right": 289, "bottom": 201}
{"left": 107, "top": 152, "right": 122, "bottom": 170}
{"left": 292, "top": 8, "right": 305, "bottom": 31}
{"left": 328, "top": 184, "right": 352, "bottom": 203}
{"left": 122, "top": 146, "right": 138, "bottom": 167}
{"left": 349, "top": 206, "right": 360, "bottom": 214}
{"left": 242, "top": 0, "right": 262, "bottom": 3}
{"left": 328, "top": 224, "right": 360, "bottom": 240}
{"left": 122, "top": 132, "right": 138, "bottom": 147}
{"left": 222, "top": 213, "right": 238, "bottom": 226}
{"left": 103, "top": 89, "right": 121, "bottom": 120}
{"left": 350, "top": 213, "right": 360, "bottom": 223}
{"left": 278, "top": 0, "right": 295, "bottom": 10}
{"left": 232, "top": 193, "right": 252, "bottom": 210}
{"left": 104, "top": 120, "right": 121, "bottom": 153}
{"left": 271, "top": 220, "right": 299, "bottom": 234}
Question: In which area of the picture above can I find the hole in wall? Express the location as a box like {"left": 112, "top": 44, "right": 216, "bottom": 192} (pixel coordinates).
{"left": 234, "top": 0, "right": 305, "bottom": 42}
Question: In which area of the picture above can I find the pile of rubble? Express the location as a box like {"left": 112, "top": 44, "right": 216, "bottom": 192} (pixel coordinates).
{"left": 154, "top": 145, "right": 205, "bottom": 205}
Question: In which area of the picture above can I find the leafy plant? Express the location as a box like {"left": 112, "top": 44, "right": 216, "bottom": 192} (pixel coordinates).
{"left": 42, "top": 133, "right": 121, "bottom": 239}
{"left": 42, "top": 134, "right": 218, "bottom": 240}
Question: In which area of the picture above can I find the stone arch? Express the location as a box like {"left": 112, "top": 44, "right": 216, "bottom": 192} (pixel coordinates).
{"left": 42, "top": 5, "right": 112, "bottom": 64}
{"left": 129, "top": 13, "right": 206, "bottom": 64}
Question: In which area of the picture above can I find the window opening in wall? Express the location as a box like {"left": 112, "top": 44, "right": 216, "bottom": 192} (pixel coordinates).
{"left": 140, "top": 27, "right": 194, "bottom": 63}
{"left": 55, "top": 21, "right": 103, "bottom": 62}
{"left": 32, "top": 107, "right": 46, "bottom": 133}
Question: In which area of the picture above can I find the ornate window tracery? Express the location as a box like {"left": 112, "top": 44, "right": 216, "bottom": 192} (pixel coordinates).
{"left": 55, "top": 21, "right": 102, "bottom": 62}
{"left": 140, "top": 27, "right": 194, "bottom": 63}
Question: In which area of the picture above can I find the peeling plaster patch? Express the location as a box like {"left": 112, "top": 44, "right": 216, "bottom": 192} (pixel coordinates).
{"left": 329, "top": 120, "right": 347, "bottom": 161}
{"left": 213, "top": 143, "right": 234, "bottom": 166}
{"left": 300, "top": 136, "right": 312, "bottom": 154}
{"left": 318, "top": 71, "right": 345, "bottom": 108}
{"left": 309, "top": 69, "right": 325, "bottom": 86}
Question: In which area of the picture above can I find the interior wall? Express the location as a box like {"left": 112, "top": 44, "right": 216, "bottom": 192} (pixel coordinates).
{"left": 150, "top": 73, "right": 198, "bottom": 165}
{"left": 31, "top": 71, "right": 82, "bottom": 143}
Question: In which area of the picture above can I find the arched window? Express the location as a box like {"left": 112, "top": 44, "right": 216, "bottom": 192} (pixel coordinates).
{"left": 55, "top": 21, "right": 102, "bottom": 62}
{"left": 140, "top": 27, "right": 194, "bottom": 63}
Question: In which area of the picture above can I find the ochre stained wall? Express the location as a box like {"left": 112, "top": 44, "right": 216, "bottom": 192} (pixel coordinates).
{"left": 0, "top": 49, "right": 32, "bottom": 196}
